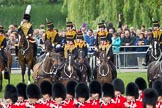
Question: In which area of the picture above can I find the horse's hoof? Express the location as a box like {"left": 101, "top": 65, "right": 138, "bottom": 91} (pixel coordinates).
{"left": 28, "top": 81, "right": 31, "bottom": 85}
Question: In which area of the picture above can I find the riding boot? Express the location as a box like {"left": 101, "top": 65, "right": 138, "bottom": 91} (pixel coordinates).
{"left": 33, "top": 43, "right": 37, "bottom": 58}
{"left": 93, "top": 67, "right": 97, "bottom": 79}
{"left": 84, "top": 60, "right": 91, "bottom": 82}
{"left": 15, "top": 46, "right": 19, "bottom": 60}
{"left": 4, "top": 60, "right": 9, "bottom": 79}
{"left": 142, "top": 50, "right": 149, "bottom": 66}
{"left": 108, "top": 61, "right": 117, "bottom": 79}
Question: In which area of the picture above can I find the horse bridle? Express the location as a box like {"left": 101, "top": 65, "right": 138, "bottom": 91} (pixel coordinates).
{"left": 19, "top": 36, "right": 30, "bottom": 55}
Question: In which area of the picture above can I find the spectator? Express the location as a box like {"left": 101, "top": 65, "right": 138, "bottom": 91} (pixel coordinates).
{"left": 38, "top": 32, "right": 46, "bottom": 55}
{"left": 108, "top": 28, "right": 114, "bottom": 34}
{"left": 136, "top": 29, "right": 142, "bottom": 37}
{"left": 134, "top": 32, "right": 148, "bottom": 52}
{"left": 117, "top": 28, "right": 122, "bottom": 37}
{"left": 130, "top": 27, "right": 136, "bottom": 37}
{"left": 141, "top": 25, "right": 145, "bottom": 32}
{"left": 112, "top": 33, "right": 121, "bottom": 53}
{"left": 84, "top": 29, "right": 95, "bottom": 46}
{"left": 107, "top": 21, "right": 116, "bottom": 32}
{"left": 33, "top": 29, "right": 40, "bottom": 44}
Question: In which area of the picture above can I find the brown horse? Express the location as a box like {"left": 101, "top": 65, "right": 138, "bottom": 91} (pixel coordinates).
{"left": 0, "top": 49, "right": 12, "bottom": 91}
{"left": 32, "top": 51, "right": 61, "bottom": 85}
{"left": 18, "top": 31, "right": 36, "bottom": 84}
{"left": 147, "top": 39, "right": 162, "bottom": 87}
{"left": 95, "top": 51, "right": 113, "bottom": 85}
{"left": 57, "top": 53, "right": 80, "bottom": 86}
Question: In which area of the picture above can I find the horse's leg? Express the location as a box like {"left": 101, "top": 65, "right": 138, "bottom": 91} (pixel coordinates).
{"left": 0, "top": 71, "right": 2, "bottom": 91}
{"left": 27, "top": 68, "right": 31, "bottom": 84}
{"left": 21, "top": 64, "right": 26, "bottom": 83}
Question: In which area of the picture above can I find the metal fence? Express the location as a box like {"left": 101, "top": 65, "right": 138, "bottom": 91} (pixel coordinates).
{"left": 10, "top": 45, "right": 149, "bottom": 70}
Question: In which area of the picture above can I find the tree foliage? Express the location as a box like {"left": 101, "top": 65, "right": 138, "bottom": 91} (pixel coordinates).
{"left": 63, "top": 0, "right": 162, "bottom": 29}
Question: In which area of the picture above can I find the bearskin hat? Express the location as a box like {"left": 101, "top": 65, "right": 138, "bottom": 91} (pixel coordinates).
{"left": 112, "top": 78, "right": 125, "bottom": 94}
{"left": 26, "top": 83, "right": 41, "bottom": 99}
{"left": 52, "top": 82, "right": 66, "bottom": 100}
{"left": 40, "top": 80, "right": 52, "bottom": 96}
{"left": 126, "top": 82, "right": 139, "bottom": 99}
{"left": 4, "top": 84, "right": 18, "bottom": 103}
{"left": 76, "top": 30, "right": 84, "bottom": 40}
{"left": 75, "top": 82, "right": 89, "bottom": 100}
{"left": 89, "top": 80, "right": 101, "bottom": 97}
{"left": 66, "top": 80, "right": 78, "bottom": 97}
{"left": 0, "top": 25, "right": 4, "bottom": 33}
{"left": 102, "top": 83, "right": 114, "bottom": 98}
{"left": 135, "top": 77, "right": 147, "bottom": 91}
{"left": 152, "top": 80, "right": 162, "bottom": 96}
{"left": 16, "top": 83, "right": 27, "bottom": 99}
{"left": 152, "top": 21, "right": 160, "bottom": 27}
{"left": 143, "top": 88, "right": 158, "bottom": 107}
{"left": 66, "top": 21, "right": 73, "bottom": 27}
{"left": 23, "top": 14, "right": 30, "bottom": 21}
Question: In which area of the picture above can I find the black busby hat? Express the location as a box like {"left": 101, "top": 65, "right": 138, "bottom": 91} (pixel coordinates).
{"left": 40, "top": 80, "right": 52, "bottom": 96}
{"left": 66, "top": 21, "right": 73, "bottom": 27}
{"left": 23, "top": 14, "right": 31, "bottom": 21}
{"left": 102, "top": 83, "right": 114, "bottom": 98}
{"left": 0, "top": 25, "right": 4, "bottom": 33}
{"left": 26, "top": 83, "right": 41, "bottom": 99}
{"left": 135, "top": 77, "right": 147, "bottom": 91}
{"left": 52, "top": 82, "right": 66, "bottom": 100}
{"left": 98, "top": 22, "right": 105, "bottom": 28}
{"left": 16, "top": 83, "right": 27, "bottom": 99}
{"left": 4, "top": 84, "right": 18, "bottom": 103}
{"left": 66, "top": 80, "right": 78, "bottom": 97}
{"left": 89, "top": 80, "right": 101, "bottom": 97}
{"left": 152, "top": 21, "right": 160, "bottom": 27}
{"left": 126, "top": 82, "right": 139, "bottom": 99}
{"left": 112, "top": 78, "right": 125, "bottom": 94}
{"left": 75, "top": 82, "right": 89, "bottom": 100}
{"left": 152, "top": 80, "right": 162, "bottom": 96}
{"left": 76, "top": 30, "right": 84, "bottom": 39}
{"left": 143, "top": 88, "right": 158, "bottom": 107}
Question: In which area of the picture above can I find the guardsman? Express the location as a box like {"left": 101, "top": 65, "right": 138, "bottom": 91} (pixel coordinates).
{"left": 143, "top": 21, "right": 162, "bottom": 66}
{"left": 74, "top": 82, "right": 91, "bottom": 108}
{"left": 18, "top": 5, "right": 37, "bottom": 59}
{"left": 50, "top": 82, "right": 67, "bottom": 108}
{"left": 40, "top": 80, "right": 53, "bottom": 107}
{"left": 4, "top": 84, "right": 18, "bottom": 108}
{"left": 64, "top": 21, "right": 77, "bottom": 58}
{"left": 65, "top": 80, "right": 78, "bottom": 108}
{"left": 121, "top": 82, "right": 143, "bottom": 108}
{"left": 45, "top": 21, "right": 60, "bottom": 46}
{"left": 89, "top": 80, "right": 101, "bottom": 108}
{"left": 152, "top": 80, "right": 162, "bottom": 108}
{"left": 112, "top": 78, "right": 126, "bottom": 108}
{"left": 135, "top": 77, "right": 147, "bottom": 102}
{"left": 143, "top": 88, "right": 158, "bottom": 108}
{"left": 100, "top": 83, "right": 116, "bottom": 108}
{"left": 0, "top": 25, "right": 9, "bottom": 72}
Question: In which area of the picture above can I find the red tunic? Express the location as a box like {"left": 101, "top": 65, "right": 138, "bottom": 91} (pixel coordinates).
{"left": 65, "top": 99, "right": 75, "bottom": 108}
{"left": 90, "top": 99, "right": 100, "bottom": 108}
{"left": 121, "top": 100, "right": 143, "bottom": 108}
{"left": 114, "top": 95, "right": 127, "bottom": 108}
{"left": 49, "top": 100, "right": 67, "bottom": 108}
{"left": 155, "top": 101, "right": 162, "bottom": 108}
{"left": 137, "top": 92, "right": 144, "bottom": 102}
{"left": 74, "top": 100, "right": 91, "bottom": 108}
{"left": 100, "top": 100, "right": 117, "bottom": 108}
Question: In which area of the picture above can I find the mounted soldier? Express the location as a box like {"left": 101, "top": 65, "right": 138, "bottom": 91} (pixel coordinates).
{"left": 17, "top": 5, "right": 37, "bottom": 60}
{"left": 142, "top": 21, "right": 162, "bottom": 66}
{"left": 64, "top": 21, "right": 77, "bottom": 59}
{"left": 0, "top": 25, "right": 9, "bottom": 71}
{"left": 94, "top": 22, "right": 117, "bottom": 79}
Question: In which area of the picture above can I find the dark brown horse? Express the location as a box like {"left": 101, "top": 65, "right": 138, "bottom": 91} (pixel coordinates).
{"left": 18, "top": 31, "right": 36, "bottom": 84}
{"left": 147, "top": 39, "right": 162, "bottom": 87}
{"left": 57, "top": 53, "right": 80, "bottom": 86}
{"left": 0, "top": 49, "right": 12, "bottom": 91}
{"left": 95, "top": 51, "right": 113, "bottom": 85}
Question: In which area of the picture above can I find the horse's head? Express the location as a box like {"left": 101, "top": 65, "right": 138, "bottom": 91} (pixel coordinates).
{"left": 45, "top": 39, "right": 52, "bottom": 52}
{"left": 99, "top": 51, "right": 107, "bottom": 63}
{"left": 18, "top": 31, "right": 28, "bottom": 50}
{"left": 151, "top": 39, "right": 161, "bottom": 58}
{"left": 78, "top": 49, "right": 85, "bottom": 64}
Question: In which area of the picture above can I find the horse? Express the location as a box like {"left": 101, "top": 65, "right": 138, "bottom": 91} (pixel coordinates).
{"left": 32, "top": 51, "right": 62, "bottom": 85}
{"left": 18, "top": 31, "right": 36, "bottom": 84}
{"left": 0, "top": 49, "right": 12, "bottom": 91}
{"left": 147, "top": 39, "right": 162, "bottom": 87}
{"left": 57, "top": 52, "right": 80, "bottom": 86}
{"left": 76, "top": 49, "right": 91, "bottom": 83}
{"left": 94, "top": 50, "right": 113, "bottom": 85}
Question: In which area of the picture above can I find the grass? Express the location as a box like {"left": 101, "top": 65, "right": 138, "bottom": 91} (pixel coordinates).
{"left": 0, "top": 72, "right": 147, "bottom": 98}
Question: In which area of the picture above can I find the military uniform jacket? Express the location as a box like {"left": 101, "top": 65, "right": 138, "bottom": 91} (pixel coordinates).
{"left": 74, "top": 40, "right": 88, "bottom": 57}
{"left": 74, "top": 100, "right": 91, "bottom": 108}
{"left": 90, "top": 99, "right": 100, "bottom": 108}
{"left": 46, "top": 30, "right": 60, "bottom": 44}
{"left": 19, "top": 22, "right": 33, "bottom": 37}
{"left": 155, "top": 101, "right": 162, "bottom": 108}
{"left": 64, "top": 99, "right": 75, "bottom": 108}
{"left": 48, "top": 100, "right": 67, "bottom": 108}
{"left": 100, "top": 99, "right": 117, "bottom": 108}
{"left": 0, "top": 34, "right": 6, "bottom": 49}
{"left": 114, "top": 95, "right": 127, "bottom": 108}
{"left": 65, "top": 30, "right": 76, "bottom": 42}
{"left": 121, "top": 100, "right": 143, "bottom": 108}
{"left": 150, "top": 30, "right": 162, "bottom": 50}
